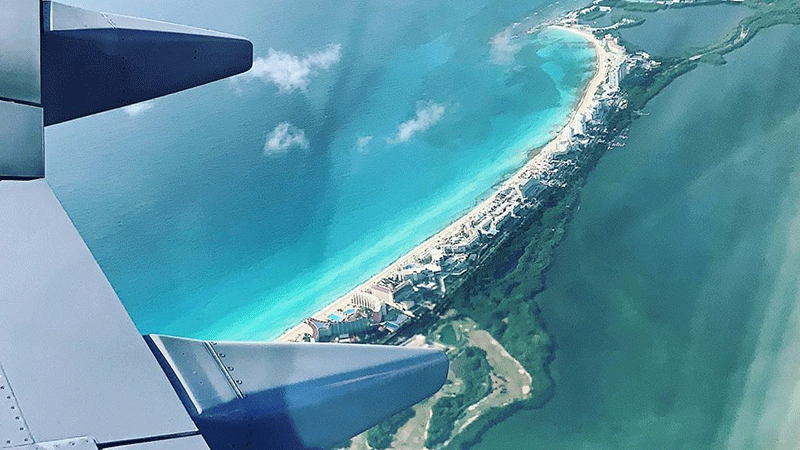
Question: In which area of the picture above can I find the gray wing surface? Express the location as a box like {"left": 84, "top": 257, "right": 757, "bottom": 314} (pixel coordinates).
{"left": 41, "top": 1, "right": 254, "bottom": 125}
{"left": 1, "top": 1, "right": 448, "bottom": 449}
{"left": 0, "top": 180, "right": 207, "bottom": 449}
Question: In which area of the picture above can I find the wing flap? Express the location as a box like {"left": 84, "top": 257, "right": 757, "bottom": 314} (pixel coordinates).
{"left": 41, "top": 2, "right": 253, "bottom": 125}
{"left": 148, "top": 335, "right": 449, "bottom": 450}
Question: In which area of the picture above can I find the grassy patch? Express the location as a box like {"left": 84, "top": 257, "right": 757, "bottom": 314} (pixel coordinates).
{"left": 366, "top": 408, "right": 416, "bottom": 450}
{"left": 425, "top": 347, "right": 492, "bottom": 448}
{"left": 439, "top": 324, "right": 459, "bottom": 346}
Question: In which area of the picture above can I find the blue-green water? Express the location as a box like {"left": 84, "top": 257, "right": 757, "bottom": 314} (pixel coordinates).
{"left": 38, "top": 1, "right": 800, "bottom": 447}
{"left": 473, "top": 24, "right": 800, "bottom": 450}
{"left": 618, "top": 4, "right": 751, "bottom": 57}
{"left": 45, "top": 0, "right": 593, "bottom": 340}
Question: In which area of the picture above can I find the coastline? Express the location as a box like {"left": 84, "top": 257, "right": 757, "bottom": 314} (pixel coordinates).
{"left": 276, "top": 22, "right": 623, "bottom": 343}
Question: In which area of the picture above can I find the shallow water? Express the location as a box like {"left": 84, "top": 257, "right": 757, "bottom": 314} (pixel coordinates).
{"left": 45, "top": 0, "right": 592, "bottom": 340}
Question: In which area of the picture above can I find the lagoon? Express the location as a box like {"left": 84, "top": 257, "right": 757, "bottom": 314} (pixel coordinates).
{"left": 618, "top": 4, "right": 751, "bottom": 57}
{"left": 472, "top": 24, "right": 800, "bottom": 450}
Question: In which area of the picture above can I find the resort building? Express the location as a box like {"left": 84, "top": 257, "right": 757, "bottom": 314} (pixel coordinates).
{"left": 391, "top": 280, "right": 415, "bottom": 303}
{"left": 367, "top": 283, "right": 394, "bottom": 304}
{"left": 522, "top": 177, "right": 547, "bottom": 199}
{"left": 306, "top": 317, "right": 373, "bottom": 342}
{"left": 350, "top": 291, "right": 387, "bottom": 319}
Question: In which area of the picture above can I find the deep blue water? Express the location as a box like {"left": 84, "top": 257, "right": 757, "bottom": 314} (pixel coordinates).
{"left": 46, "top": 0, "right": 592, "bottom": 340}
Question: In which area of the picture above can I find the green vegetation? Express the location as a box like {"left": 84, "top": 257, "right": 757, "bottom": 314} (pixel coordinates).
{"left": 359, "top": 2, "right": 800, "bottom": 448}
{"left": 580, "top": 7, "right": 609, "bottom": 21}
{"left": 616, "top": 1, "right": 663, "bottom": 13}
{"left": 609, "top": 13, "right": 646, "bottom": 28}
{"left": 330, "top": 439, "right": 352, "bottom": 449}
{"left": 710, "top": 2, "right": 800, "bottom": 55}
{"left": 440, "top": 135, "right": 619, "bottom": 449}
{"left": 598, "top": 0, "right": 726, "bottom": 12}
{"left": 425, "top": 347, "right": 492, "bottom": 448}
{"left": 439, "top": 2, "right": 800, "bottom": 447}
{"left": 624, "top": 59, "right": 698, "bottom": 110}
{"left": 451, "top": 199, "right": 562, "bottom": 378}
{"left": 603, "top": 0, "right": 800, "bottom": 60}
{"left": 438, "top": 4, "right": 800, "bottom": 446}
{"left": 366, "top": 408, "right": 416, "bottom": 449}
{"left": 607, "top": 0, "right": 800, "bottom": 110}
{"left": 700, "top": 53, "right": 727, "bottom": 65}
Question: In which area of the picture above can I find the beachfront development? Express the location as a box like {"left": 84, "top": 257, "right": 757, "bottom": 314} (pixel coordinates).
{"left": 269, "top": 19, "right": 665, "bottom": 449}
{"left": 266, "top": 0, "right": 800, "bottom": 445}
{"left": 277, "top": 22, "right": 642, "bottom": 345}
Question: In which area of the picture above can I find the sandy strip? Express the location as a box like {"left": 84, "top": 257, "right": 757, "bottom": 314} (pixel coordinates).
{"left": 276, "top": 24, "right": 618, "bottom": 343}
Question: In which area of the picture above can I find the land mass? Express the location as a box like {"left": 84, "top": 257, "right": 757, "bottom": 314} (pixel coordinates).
{"left": 276, "top": 25, "right": 628, "bottom": 346}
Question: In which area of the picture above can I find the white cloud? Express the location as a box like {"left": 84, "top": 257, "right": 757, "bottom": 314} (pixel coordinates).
{"left": 356, "top": 135, "right": 373, "bottom": 153}
{"left": 123, "top": 101, "right": 154, "bottom": 117}
{"left": 239, "top": 43, "right": 342, "bottom": 93}
{"left": 264, "top": 122, "right": 310, "bottom": 156}
{"left": 304, "top": 45, "right": 342, "bottom": 70}
{"left": 389, "top": 101, "right": 446, "bottom": 144}
{"left": 490, "top": 27, "right": 522, "bottom": 64}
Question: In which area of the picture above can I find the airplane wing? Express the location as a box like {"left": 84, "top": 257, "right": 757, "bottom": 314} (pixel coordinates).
{"left": 0, "top": 1, "right": 448, "bottom": 449}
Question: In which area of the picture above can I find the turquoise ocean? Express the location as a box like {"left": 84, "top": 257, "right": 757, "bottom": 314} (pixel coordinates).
{"left": 45, "top": 0, "right": 591, "bottom": 340}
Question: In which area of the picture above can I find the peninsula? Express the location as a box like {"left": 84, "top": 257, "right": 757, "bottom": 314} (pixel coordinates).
{"left": 271, "top": 0, "right": 800, "bottom": 445}
{"left": 271, "top": 20, "right": 638, "bottom": 450}
{"left": 276, "top": 23, "right": 630, "bottom": 344}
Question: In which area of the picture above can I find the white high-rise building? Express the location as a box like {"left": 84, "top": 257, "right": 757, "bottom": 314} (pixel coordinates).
{"left": 351, "top": 291, "right": 387, "bottom": 317}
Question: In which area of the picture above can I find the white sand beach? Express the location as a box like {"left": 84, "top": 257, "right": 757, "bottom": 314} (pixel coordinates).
{"left": 276, "top": 23, "right": 624, "bottom": 343}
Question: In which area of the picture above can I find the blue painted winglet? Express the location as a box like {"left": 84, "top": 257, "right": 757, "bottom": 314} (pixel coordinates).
{"left": 40, "top": 2, "right": 253, "bottom": 125}
{"left": 146, "top": 335, "right": 449, "bottom": 450}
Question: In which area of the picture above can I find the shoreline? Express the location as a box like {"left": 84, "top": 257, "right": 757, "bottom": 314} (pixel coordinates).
{"left": 276, "top": 22, "right": 623, "bottom": 343}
